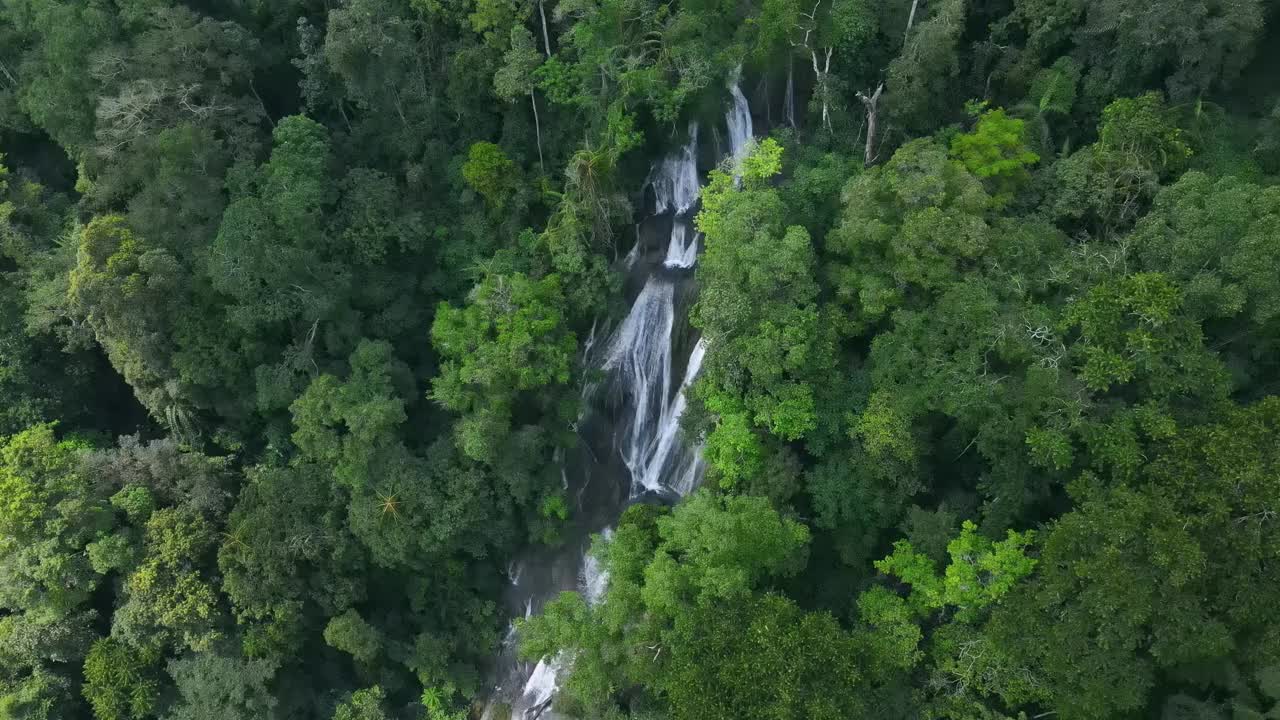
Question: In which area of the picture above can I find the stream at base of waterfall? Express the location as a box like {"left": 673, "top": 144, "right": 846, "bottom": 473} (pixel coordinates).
{"left": 481, "top": 76, "right": 753, "bottom": 720}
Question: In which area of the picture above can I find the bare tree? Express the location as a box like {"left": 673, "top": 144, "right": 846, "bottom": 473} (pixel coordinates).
{"left": 531, "top": 92, "right": 545, "bottom": 172}
{"left": 0, "top": 59, "right": 16, "bottom": 89}
{"left": 857, "top": 82, "right": 884, "bottom": 166}
{"left": 538, "top": 0, "right": 552, "bottom": 57}
{"left": 791, "top": 0, "right": 835, "bottom": 132}
{"left": 905, "top": 0, "right": 922, "bottom": 40}
{"left": 856, "top": 0, "right": 925, "bottom": 165}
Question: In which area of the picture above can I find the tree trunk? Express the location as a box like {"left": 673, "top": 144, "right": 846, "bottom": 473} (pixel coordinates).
{"left": 530, "top": 91, "right": 545, "bottom": 173}
{"left": 538, "top": 0, "right": 552, "bottom": 57}
{"left": 249, "top": 78, "right": 275, "bottom": 128}
{"left": 822, "top": 48, "right": 832, "bottom": 131}
{"left": 338, "top": 104, "right": 352, "bottom": 133}
{"left": 0, "top": 59, "right": 18, "bottom": 88}
{"left": 785, "top": 57, "right": 796, "bottom": 129}
{"left": 811, "top": 48, "right": 834, "bottom": 132}
{"left": 858, "top": 82, "right": 884, "bottom": 166}
{"left": 905, "top": 0, "right": 922, "bottom": 40}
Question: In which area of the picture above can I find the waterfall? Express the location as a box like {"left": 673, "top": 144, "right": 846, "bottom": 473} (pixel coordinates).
{"left": 603, "top": 279, "right": 676, "bottom": 496}
{"left": 727, "top": 74, "right": 754, "bottom": 165}
{"left": 635, "top": 336, "right": 708, "bottom": 496}
{"left": 491, "top": 277, "right": 683, "bottom": 720}
{"left": 603, "top": 288, "right": 707, "bottom": 497}
{"left": 606, "top": 78, "right": 748, "bottom": 497}
{"left": 505, "top": 527, "right": 614, "bottom": 720}
{"left": 483, "top": 72, "right": 753, "bottom": 720}
{"left": 651, "top": 123, "right": 700, "bottom": 215}
{"left": 664, "top": 223, "right": 701, "bottom": 270}
{"left": 580, "top": 528, "right": 614, "bottom": 606}
{"left": 651, "top": 124, "right": 702, "bottom": 269}
{"left": 671, "top": 450, "right": 707, "bottom": 499}
{"left": 511, "top": 656, "right": 563, "bottom": 719}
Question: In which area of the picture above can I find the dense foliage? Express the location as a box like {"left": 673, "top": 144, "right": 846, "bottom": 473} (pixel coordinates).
{"left": 1, "top": 0, "right": 1278, "bottom": 718}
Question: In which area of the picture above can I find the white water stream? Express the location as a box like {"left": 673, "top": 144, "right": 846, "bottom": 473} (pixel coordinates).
{"left": 727, "top": 72, "right": 755, "bottom": 169}
{"left": 488, "top": 75, "right": 752, "bottom": 720}
{"left": 652, "top": 123, "right": 703, "bottom": 269}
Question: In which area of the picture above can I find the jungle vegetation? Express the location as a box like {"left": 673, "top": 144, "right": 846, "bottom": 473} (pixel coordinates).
{"left": 1, "top": 0, "right": 1279, "bottom": 718}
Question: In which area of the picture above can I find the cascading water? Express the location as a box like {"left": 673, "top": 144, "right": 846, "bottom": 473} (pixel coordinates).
{"left": 580, "top": 527, "right": 614, "bottom": 606}
{"left": 727, "top": 73, "right": 755, "bottom": 165}
{"left": 671, "top": 448, "right": 707, "bottom": 499}
{"left": 644, "top": 336, "right": 708, "bottom": 497}
{"left": 605, "top": 121, "right": 716, "bottom": 497}
{"left": 510, "top": 655, "right": 563, "bottom": 720}
{"left": 651, "top": 123, "right": 700, "bottom": 216}
{"left": 483, "top": 76, "right": 751, "bottom": 720}
{"left": 603, "top": 279, "right": 675, "bottom": 496}
{"left": 651, "top": 123, "right": 703, "bottom": 269}
{"left": 503, "top": 526, "right": 613, "bottom": 720}
{"left": 664, "top": 222, "right": 701, "bottom": 269}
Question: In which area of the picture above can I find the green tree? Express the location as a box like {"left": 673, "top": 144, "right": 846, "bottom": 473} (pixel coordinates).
{"left": 872, "top": 520, "right": 1037, "bottom": 621}
{"left": 827, "top": 139, "right": 990, "bottom": 327}
{"left": 949, "top": 105, "right": 1040, "bottom": 207}
{"left": 81, "top": 435, "right": 234, "bottom": 521}
{"left": 345, "top": 441, "right": 506, "bottom": 568}
{"left": 886, "top": 0, "right": 967, "bottom": 134}
{"left": 0, "top": 424, "right": 103, "bottom": 616}
{"left": 289, "top": 340, "right": 408, "bottom": 489}
{"left": 333, "top": 686, "right": 390, "bottom": 720}
{"left": 218, "top": 462, "right": 366, "bottom": 660}
{"left": 0, "top": 611, "right": 96, "bottom": 720}
{"left": 1129, "top": 172, "right": 1280, "bottom": 340}
{"left": 0, "top": 157, "right": 107, "bottom": 437}
{"left": 693, "top": 140, "right": 836, "bottom": 489}
{"left": 431, "top": 272, "right": 576, "bottom": 462}
{"left": 82, "top": 639, "right": 161, "bottom": 720}
{"left": 494, "top": 26, "right": 546, "bottom": 170}
{"left": 461, "top": 142, "right": 518, "bottom": 206}
{"left": 68, "top": 216, "right": 199, "bottom": 436}
{"left": 323, "top": 610, "right": 383, "bottom": 666}
{"left": 1047, "top": 92, "right": 1191, "bottom": 230}
{"left": 1062, "top": 272, "right": 1226, "bottom": 401}
{"left": 209, "top": 116, "right": 344, "bottom": 335}
{"left": 113, "top": 508, "right": 224, "bottom": 653}
{"left": 520, "top": 492, "right": 820, "bottom": 717}
{"left": 988, "top": 399, "right": 1280, "bottom": 718}
{"left": 0, "top": 667, "right": 75, "bottom": 720}
{"left": 6, "top": 1, "right": 116, "bottom": 151}
{"left": 1084, "top": 0, "right": 1263, "bottom": 102}
{"left": 164, "top": 653, "right": 278, "bottom": 720}
{"left": 642, "top": 491, "right": 810, "bottom": 613}
{"left": 658, "top": 593, "right": 866, "bottom": 720}
{"left": 1002, "top": 0, "right": 1263, "bottom": 104}
{"left": 856, "top": 521, "right": 1041, "bottom": 715}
